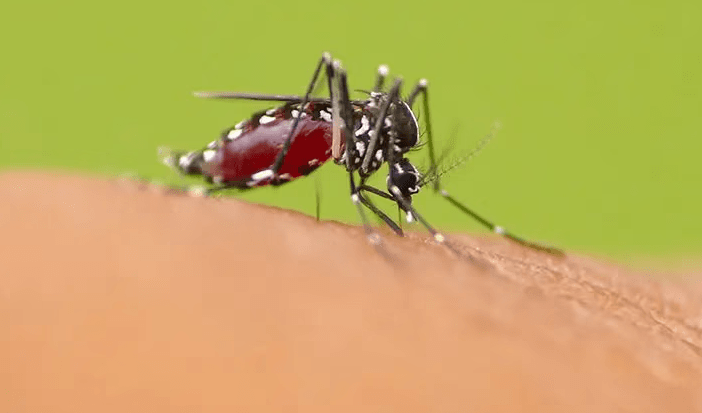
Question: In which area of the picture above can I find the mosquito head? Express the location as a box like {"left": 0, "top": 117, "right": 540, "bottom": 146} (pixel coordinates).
{"left": 386, "top": 157, "right": 421, "bottom": 222}
{"left": 388, "top": 156, "right": 420, "bottom": 197}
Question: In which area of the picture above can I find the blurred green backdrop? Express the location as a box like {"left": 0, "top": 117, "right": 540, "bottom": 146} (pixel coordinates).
{"left": 1, "top": 0, "right": 700, "bottom": 263}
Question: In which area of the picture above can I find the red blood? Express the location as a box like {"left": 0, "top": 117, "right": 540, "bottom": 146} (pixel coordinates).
{"left": 202, "top": 116, "right": 334, "bottom": 186}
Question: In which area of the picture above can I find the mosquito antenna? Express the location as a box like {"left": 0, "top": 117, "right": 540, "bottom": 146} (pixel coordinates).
{"left": 416, "top": 121, "right": 461, "bottom": 177}
{"left": 419, "top": 121, "right": 501, "bottom": 187}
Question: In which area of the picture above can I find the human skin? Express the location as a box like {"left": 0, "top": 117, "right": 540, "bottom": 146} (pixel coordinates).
{"left": 2, "top": 172, "right": 701, "bottom": 413}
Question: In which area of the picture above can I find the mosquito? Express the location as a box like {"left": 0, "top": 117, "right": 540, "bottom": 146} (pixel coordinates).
{"left": 160, "top": 53, "right": 563, "bottom": 255}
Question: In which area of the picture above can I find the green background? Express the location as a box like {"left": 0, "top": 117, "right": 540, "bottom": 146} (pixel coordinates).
{"left": 2, "top": 0, "right": 700, "bottom": 264}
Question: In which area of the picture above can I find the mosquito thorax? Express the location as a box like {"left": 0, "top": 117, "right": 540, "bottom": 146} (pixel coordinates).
{"left": 365, "top": 94, "right": 419, "bottom": 153}
{"left": 391, "top": 101, "right": 420, "bottom": 152}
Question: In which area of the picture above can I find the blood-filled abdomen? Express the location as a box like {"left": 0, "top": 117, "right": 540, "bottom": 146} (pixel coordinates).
{"left": 202, "top": 116, "right": 334, "bottom": 187}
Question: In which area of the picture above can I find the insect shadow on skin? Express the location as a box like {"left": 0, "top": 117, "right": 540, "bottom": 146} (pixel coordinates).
{"left": 159, "top": 52, "right": 564, "bottom": 260}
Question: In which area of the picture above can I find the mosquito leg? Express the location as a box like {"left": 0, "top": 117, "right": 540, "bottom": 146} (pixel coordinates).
{"left": 361, "top": 78, "right": 403, "bottom": 173}
{"left": 388, "top": 185, "right": 444, "bottom": 243}
{"left": 336, "top": 61, "right": 390, "bottom": 166}
{"left": 409, "top": 79, "right": 563, "bottom": 255}
{"left": 348, "top": 172, "right": 382, "bottom": 246}
{"left": 439, "top": 190, "right": 564, "bottom": 255}
{"left": 314, "top": 178, "right": 321, "bottom": 222}
{"left": 333, "top": 62, "right": 359, "bottom": 171}
{"left": 358, "top": 184, "right": 395, "bottom": 201}
{"left": 357, "top": 186, "right": 405, "bottom": 236}
{"left": 272, "top": 53, "right": 333, "bottom": 172}
{"left": 357, "top": 191, "right": 404, "bottom": 236}
{"left": 398, "top": 205, "right": 403, "bottom": 232}
{"left": 373, "top": 64, "right": 389, "bottom": 92}
{"left": 386, "top": 184, "right": 481, "bottom": 260}
{"left": 333, "top": 66, "right": 403, "bottom": 238}
{"left": 236, "top": 53, "right": 334, "bottom": 187}
{"left": 407, "top": 79, "right": 438, "bottom": 191}
{"left": 358, "top": 184, "right": 406, "bottom": 234}
{"left": 353, "top": 179, "right": 402, "bottom": 235}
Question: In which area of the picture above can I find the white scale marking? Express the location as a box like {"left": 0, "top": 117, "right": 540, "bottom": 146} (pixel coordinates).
{"left": 355, "top": 141, "right": 365, "bottom": 155}
{"left": 179, "top": 152, "right": 195, "bottom": 169}
{"left": 375, "top": 150, "right": 383, "bottom": 161}
{"left": 319, "top": 110, "right": 332, "bottom": 122}
{"left": 355, "top": 116, "right": 370, "bottom": 137}
{"left": 251, "top": 169, "right": 274, "bottom": 182}
{"left": 291, "top": 110, "right": 308, "bottom": 119}
{"left": 227, "top": 128, "right": 243, "bottom": 140}
{"left": 259, "top": 115, "right": 276, "bottom": 125}
{"left": 202, "top": 149, "right": 216, "bottom": 163}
